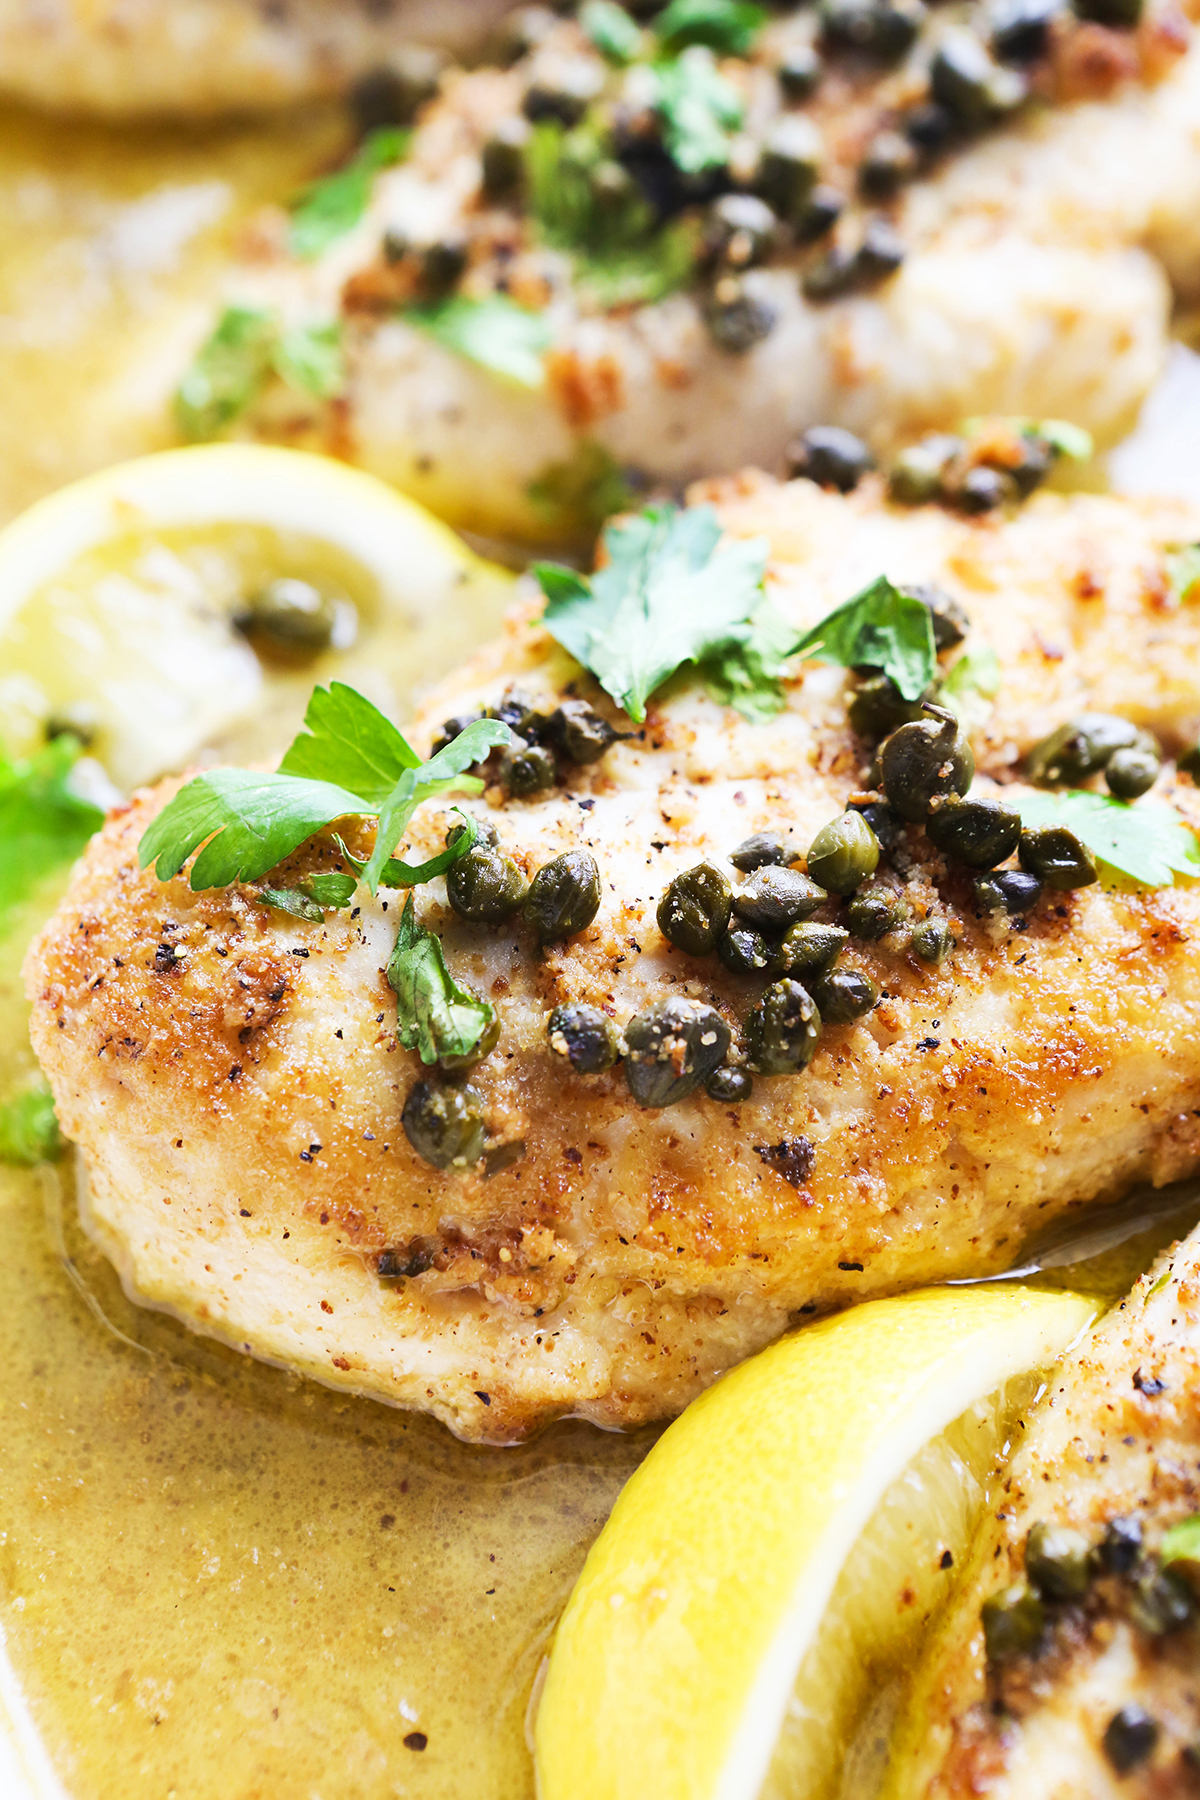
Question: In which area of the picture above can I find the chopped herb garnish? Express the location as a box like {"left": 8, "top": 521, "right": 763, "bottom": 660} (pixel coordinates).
{"left": 0, "top": 1081, "right": 64, "bottom": 1168}
{"left": 1166, "top": 544, "right": 1200, "bottom": 606}
{"left": 653, "top": 0, "right": 766, "bottom": 54}
{"left": 138, "top": 682, "right": 509, "bottom": 895}
{"left": 939, "top": 642, "right": 1000, "bottom": 730}
{"left": 702, "top": 600, "right": 799, "bottom": 723}
{"left": 581, "top": 0, "right": 644, "bottom": 61}
{"left": 404, "top": 295, "right": 551, "bottom": 388}
{"left": 259, "top": 887, "right": 326, "bottom": 924}
{"left": 304, "top": 871, "right": 359, "bottom": 908}
{"left": 527, "top": 440, "right": 634, "bottom": 534}
{"left": 175, "top": 307, "right": 343, "bottom": 439}
{"left": 0, "top": 737, "right": 105, "bottom": 930}
{"left": 289, "top": 127, "right": 410, "bottom": 261}
{"left": 1160, "top": 1513, "right": 1200, "bottom": 1567}
{"left": 1016, "top": 791, "right": 1200, "bottom": 887}
{"left": 653, "top": 49, "right": 743, "bottom": 174}
{"left": 387, "top": 892, "right": 495, "bottom": 1064}
{"left": 794, "top": 576, "right": 937, "bottom": 702}
{"left": 534, "top": 503, "right": 770, "bottom": 722}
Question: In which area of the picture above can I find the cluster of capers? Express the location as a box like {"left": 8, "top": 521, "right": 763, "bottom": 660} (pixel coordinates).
{"left": 983, "top": 1511, "right": 1192, "bottom": 1771}
{"left": 888, "top": 425, "right": 1066, "bottom": 512}
{"left": 433, "top": 687, "right": 619, "bottom": 799}
{"left": 444, "top": 818, "right": 603, "bottom": 944}
{"left": 1026, "top": 711, "right": 1163, "bottom": 800}
{"left": 546, "top": 993, "right": 741, "bottom": 1108}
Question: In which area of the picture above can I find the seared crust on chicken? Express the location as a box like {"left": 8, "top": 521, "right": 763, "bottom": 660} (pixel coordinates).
{"left": 214, "top": 4, "right": 1200, "bottom": 539}
{"left": 0, "top": 0, "right": 509, "bottom": 118}
{"left": 885, "top": 1221, "right": 1200, "bottom": 1799}
{"left": 24, "top": 478, "right": 1200, "bottom": 1441}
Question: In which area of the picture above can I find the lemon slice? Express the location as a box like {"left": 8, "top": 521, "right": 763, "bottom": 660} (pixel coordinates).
{"left": 0, "top": 444, "right": 512, "bottom": 790}
{"left": 534, "top": 1285, "right": 1096, "bottom": 1800}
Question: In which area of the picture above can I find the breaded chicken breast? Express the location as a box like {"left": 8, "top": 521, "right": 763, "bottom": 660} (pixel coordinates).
{"left": 886, "top": 1220, "right": 1200, "bottom": 1799}
{"left": 0, "top": 0, "right": 509, "bottom": 118}
{"left": 24, "top": 476, "right": 1200, "bottom": 1442}
{"left": 196, "top": 0, "right": 1200, "bottom": 540}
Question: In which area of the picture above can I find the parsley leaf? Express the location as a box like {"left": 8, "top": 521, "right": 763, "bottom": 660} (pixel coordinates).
{"left": 654, "top": 0, "right": 766, "bottom": 54}
{"left": 258, "top": 870, "right": 360, "bottom": 921}
{"left": 794, "top": 576, "right": 937, "bottom": 702}
{"left": 138, "top": 683, "right": 509, "bottom": 894}
{"left": 701, "top": 600, "right": 798, "bottom": 722}
{"left": 304, "top": 872, "right": 359, "bottom": 908}
{"left": 386, "top": 892, "right": 494, "bottom": 1064}
{"left": 175, "top": 307, "right": 343, "bottom": 438}
{"left": 258, "top": 886, "right": 327, "bottom": 924}
{"left": 1016, "top": 791, "right": 1200, "bottom": 887}
{"left": 939, "top": 642, "right": 1000, "bottom": 732}
{"left": 653, "top": 49, "right": 743, "bottom": 174}
{"left": 1160, "top": 1513, "right": 1200, "bottom": 1568}
{"left": 404, "top": 295, "right": 551, "bottom": 388}
{"left": 0, "top": 737, "right": 105, "bottom": 929}
{"left": 581, "top": 0, "right": 644, "bottom": 61}
{"left": 0, "top": 1081, "right": 63, "bottom": 1168}
{"left": 1166, "top": 544, "right": 1200, "bottom": 605}
{"left": 535, "top": 503, "right": 769, "bottom": 722}
{"left": 288, "top": 127, "right": 410, "bottom": 260}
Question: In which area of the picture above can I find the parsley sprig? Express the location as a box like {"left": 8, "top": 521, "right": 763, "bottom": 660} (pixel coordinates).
{"left": 387, "top": 893, "right": 495, "bottom": 1064}
{"left": 1017, "top": 790, "right": 1200, "bottom": 887}
{"left": 403, "top": 295, "right": 552, "bottom": 388}
{"left": 793, "top": 576, "right": 936, "bottom": 702}
{"left": 139, "top": 683, "right": 510, "bottom": 896}
{"left": 175, "top": 307, "right": 343, "bottom": 440}
{"left": 0, "top": 736, "right": 105, "bottom": 932}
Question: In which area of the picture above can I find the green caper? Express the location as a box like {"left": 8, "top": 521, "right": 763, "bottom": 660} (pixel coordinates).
{"left": 954, "top": 465, "right": 1013, "bottom": 513}
{"left": 1102, "top": 1706, "right": 1159, "bottom": 1777}
{"left": 990, "top": 0, "right": 1061, "bottom": 62}
{"left": 756, "top": 115, "right": 821, "bottom": 223}
{"left": 849, "top": 673, "right": 927, "bottom": 740}
{"left": 849, "top": 800, "right": 904, "bottom": 857}
{"left": 846, "top": 883, "right": 909, "bottom": 939}
{"left": 521, "top": 57, "right": 604, "bottom": 126}
{"left": 802, "top": 219, "right": 904, "bottom": 301}
{"left": 1025, "top": 712, "right": 1142, "bottom": 786}
{"left": 419, "top": 237, "right": 468, "bottom": 299}
{"left": 733, "top": 866, "right": 827, "bottom": 929}
{"left": 1129, "top": 1566, "right": 1194, "bottom": 1636}
{"left": 770, "top": 920, "right": 848, "bottom": 976}
{"left": 806, "top": 810, "right": 881, "bottom": 894}
{"left": 524, "top": 850, "right": 602, "bottom": 944}
{"left": 926, "top": 795, "right": 1022, "bottom": 869}
{"left": 975, "top": 869, "right": 1042, "bottom": 915}
{"left": 931, "top": 28, "right": 1026, "bottom": 131}
{"left": 235, "top": 577, "right": 349, "bottom": 660}
{"left": 1099, "top": 1514, "right": 1143, "bottom": 1575}
{"left": 548, "top": 698, "right": 619, "bottom": 765}
{"left": 401, "top": 1080, "right": 486, "bottom": 1170}
{"left": 547, "top": 1002, "right": 618, "bottom": 1074}
{"left": 786, "top": 426, "right": 875, "bottom": 493}
{"left": 432, "top": 711, "right": 484, "bottom": 755}
{"left": 446, "top": 817, "right": 498, "bottom": 850}
{"left": 879, "top": 704, "right": 974, "bottom": 822}
{"left": 904, "top": 582, "right": 969, "bottom": 651}
{"left": 493, "top": 688, "right": 549, "bottom": 737}
{"left": 706, "top": 1064, "right": 754, "bottom": 1102}
{"left": 819, "top": 0, "right": 924, "bottom": 62}
{"left": 446, "top": 845, "right": 530, "bottom": 923}
{"left": 981, "top": 1582, "right": 1045, "bottom": 1661}
{"left": 657, "top": 863, "right": 733, "bottom": 957}
{"left": 730, "top": 831, "right": 792, "bottom": 871}
{"left": 858, "top": 129, "right": 918, "bottom": 199}
{"left": 705, "top": 193, "right": 778, "bottom": 271}
{"left": 623, "top": 997, "right": 731, "bottom": 1108}
{"left": 719, "top": 923, "right": 772, "bottom": 974}
{"left": 777, "top": 41, "right": 822, "bottom": 97}
{"left": 438, "top": 1008, "right": 501, "bottom": 1073}
{"left": 910, "top": 917, "right": 955, "bottom": 965}
{"left": 746, "top": 978, "right": 822, "bottom": 1075}
{"left": 810, "top": 966, "right": 879, "bottom": 1024}
{"left": 1105, "top": 745, "right": 1160, "bottom": 799}
{"left": 481, "top": 115, "right": 531, "bottom": 200}
{"left": 705, "top": 277, "right": 778, "bottom": 354}
{"left": 500, "top": 738, "right": 557, "bottom": 797}
{"left": 1024, "top": 1521, "right": 1093, "bottom": 1602}
{"left": 887, "top": 435, "right": 963, "bottom": 506}
{"left": 1017, "top": 826, "right": 1098, "bottom": 891}
{"left": 350, "top": 47, "right": 443, "bottom": 131}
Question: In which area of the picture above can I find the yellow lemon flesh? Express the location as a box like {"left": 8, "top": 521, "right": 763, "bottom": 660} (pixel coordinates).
{"left": 0, "top": 443, "right": 512, "bottom": 789}
{"left": 534, "top": 1284, "right": 1096, "bottom": 1800}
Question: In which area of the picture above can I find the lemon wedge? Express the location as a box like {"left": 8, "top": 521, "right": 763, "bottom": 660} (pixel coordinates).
{"left": 534, "top": 1285, "right": 1095, "bottom": 1800}
{"left": 0, "top": 444, "right": 512, "bottom": 789}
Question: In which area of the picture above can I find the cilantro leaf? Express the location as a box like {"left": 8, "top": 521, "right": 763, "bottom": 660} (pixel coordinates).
{"left": 654, "top": 0, "right": 766, "bottom": 54}
{"left": 288, "top": 127, "right": 410, "bottom": 261}
{"left": 1166, "top": 544, "right": 1200, "bottom": 606}
{"left": 1160, "top": 1514, "right": 1200, "bottom": 1568}
{"left": 386, "top": 892, "right": 494, "bottom": 1064}
{"left": 581, "top": 0, "right": 644, "bottom": 61}
{"left": 701, "top": 600, "right": 798, "bottom": 722}
{"left": 794, "top": 576, "right": 937, "bottom": 703}
{"left": 0, "top": 1081, "right": 63, "bottom": 1168}
{"left": 535, "top": 503, "right": 769, "bottom": 722}
{"left": 1016, "top": 791, "right": 1200, "bottom": 887}
{"left": 404, "top": 295, "right": 551, "bottom": 388}
{"left": 138, "top": 683, "right": 509, "bottom": 895}
{"left": 278, "top": 681, "right": 419, "bottom": 804}
{"left": 0, "top": 737, "right": 105, "bottom": 929}
{"left": 174, "top": 306, "right": 278, "bottom": 440}
{"left": 273, "top": 321, "right": 344, "bottom": 399}
{"left": 653, "top": 49, "right": 743, "bottom": 175}
{"left": 939, "top": 642, "right": 1000, "bottom": 732}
